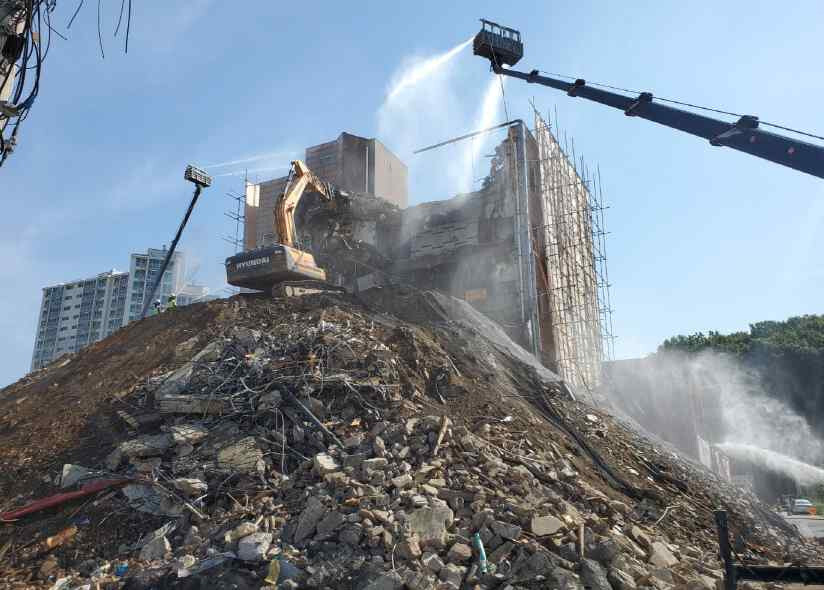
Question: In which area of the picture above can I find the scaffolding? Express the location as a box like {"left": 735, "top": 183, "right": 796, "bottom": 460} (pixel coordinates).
{"left": 532, "top": 106, "right": 615, "bottom": 393}
{"left": 223, "top": 179, "right": 246, "bottom": 296}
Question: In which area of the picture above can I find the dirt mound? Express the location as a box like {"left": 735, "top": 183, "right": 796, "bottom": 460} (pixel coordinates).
{"left": 0, "top": 289, "right": 819, "bottom": 589}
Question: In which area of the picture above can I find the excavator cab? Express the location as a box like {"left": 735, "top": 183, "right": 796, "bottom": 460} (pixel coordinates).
{"left": 473, "top": 19, "right": 523, "bottom": 67}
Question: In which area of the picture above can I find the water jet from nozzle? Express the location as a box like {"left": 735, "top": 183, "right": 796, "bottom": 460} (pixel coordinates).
{"left": 716, "top": 442, "right": 824, "bottom": 487}
{"left": 386, "top": 37, "right": 473, "bottom": 102}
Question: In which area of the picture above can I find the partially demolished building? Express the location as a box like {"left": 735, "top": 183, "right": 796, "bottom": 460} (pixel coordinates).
{"left": 242, "top": 115, "right": 610, "bottom": 393}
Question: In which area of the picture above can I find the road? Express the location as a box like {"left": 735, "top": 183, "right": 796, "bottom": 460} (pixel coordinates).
{"left": 785, "top": 514, "right": 824, "bottom": 538}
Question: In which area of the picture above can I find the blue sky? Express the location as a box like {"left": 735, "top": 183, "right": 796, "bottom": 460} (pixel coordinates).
{"left": 2, "top": 1, "right": 823, "bottom": 386}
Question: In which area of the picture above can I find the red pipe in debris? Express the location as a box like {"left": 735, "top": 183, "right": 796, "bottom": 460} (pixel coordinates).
{"left": 0, "top": 479, "right": 130, "bottom": 522}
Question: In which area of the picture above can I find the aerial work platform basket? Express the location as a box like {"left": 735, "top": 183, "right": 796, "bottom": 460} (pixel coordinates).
{"left": 473, "top": 19, "right": 523, "bottom": 67}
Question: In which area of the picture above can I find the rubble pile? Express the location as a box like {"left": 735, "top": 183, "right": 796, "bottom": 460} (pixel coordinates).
{"left": 0, "top": 289, "right": 821, "bottom": 589}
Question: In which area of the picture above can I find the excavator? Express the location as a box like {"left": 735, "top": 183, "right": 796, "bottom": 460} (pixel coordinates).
{"left": 225, "top": 159, "right": 397, "bottom": 295}
{"left": 225, "top": 160, "right": 338, "bottom": 293}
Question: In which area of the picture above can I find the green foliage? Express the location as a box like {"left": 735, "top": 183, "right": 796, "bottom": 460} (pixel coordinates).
{"left": 659, "top": 316, "right": 824, "bottom": 439}
{"left": 659, "top": 315, "right": 824, "bottom": 357}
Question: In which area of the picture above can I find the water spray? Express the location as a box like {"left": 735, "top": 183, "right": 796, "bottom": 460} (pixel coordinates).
{"left": 716, "top": 442, "right": 824, "bottom": 487}
{"left": 386, "top": 37, "right": 473, "bottom": 102}
{"left": 461, "top": 75, "right": 504, "bottom": 192}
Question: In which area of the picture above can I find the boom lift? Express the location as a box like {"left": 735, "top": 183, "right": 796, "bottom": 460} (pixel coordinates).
{"left": 225, "top": 160, "right": 339, "bottom": 292}
{"left": 473, "top": 19, "right": 824, "bottom": 180}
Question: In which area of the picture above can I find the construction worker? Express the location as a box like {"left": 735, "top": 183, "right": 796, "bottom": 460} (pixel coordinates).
{"left": 167, "top": 294, "right": 177, "bottom": 310}
{"left": 152, "top": 299, "right": 162, "bottom": 315}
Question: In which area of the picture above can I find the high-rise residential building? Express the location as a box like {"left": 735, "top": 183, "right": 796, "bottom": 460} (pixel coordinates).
{"left": 124, "top": 247, "right": 186, "bottom": 324}
{"left": 31, "top": 270, "right": 129, "bottom": 370}
{"left": 30, "top": 248, "right": 216, "bottom": 373}
{"left": 244, "top": 132, "right": 407, "bottom": 250}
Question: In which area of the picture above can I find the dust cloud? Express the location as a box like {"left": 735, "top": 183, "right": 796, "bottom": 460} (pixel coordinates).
{"left": 603, "top": 350, "right": 824, "bottom": 480}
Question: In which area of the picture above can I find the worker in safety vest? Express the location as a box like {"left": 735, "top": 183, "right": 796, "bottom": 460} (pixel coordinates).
{"left": 167, "top": 294, "right": 177, "bottom": 310}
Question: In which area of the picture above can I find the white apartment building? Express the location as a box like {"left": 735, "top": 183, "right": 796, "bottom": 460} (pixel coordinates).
{"left": 30, "top": 248, "right": 216, "bottom": 373}
{"left": 123, "top": 247, "right": 186, "bottom": 324}
{"left": 31, "top": 270, "right": 129, "bottom": 370}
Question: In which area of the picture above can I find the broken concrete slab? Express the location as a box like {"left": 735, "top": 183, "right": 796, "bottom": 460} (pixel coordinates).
{"left": 217, "top": 437, "right": 263, "bottom": 472}
{"left": 407, "top": 505, "right": 454, "bottom": 549}
{"left": 531, "top": 514, "right": 563, "bottom": 536}
{"left": 139, "top": 535, "right": 171, "bottom": 562}
{"left": 580, "top": 559, "right": 611, "bottom": 590}
{"left": 489, "top": 519, "right": 521, "bottom": 541}
{"left": 237, "top": 532, "right": 272, "bottom": 561}
{"left": 648, "top": 541, "right": 678, "bottom": 568}
{"left": 313, "top": 453, "right": 340, "bottom": 476}
{"left": 445, "top": 542, "right": 472, "bottom": 563}
{"left": 293, "top": 496, "right": 326, "bottom": 544}
{"left": 60, "top": 464, "right": 95, "bottom": 488}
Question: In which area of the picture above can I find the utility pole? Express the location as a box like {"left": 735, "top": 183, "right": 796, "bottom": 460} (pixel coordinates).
{"left": 140, "top": 165, "right": 212, "bottom": 319}
{"left": 0, "top": 1, "right": 25, "bottom": 107}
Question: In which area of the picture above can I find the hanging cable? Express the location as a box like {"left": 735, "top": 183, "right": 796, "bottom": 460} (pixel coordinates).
{"left": 96, "top": 0, "right": 105, "bottom": 58}
{"left": 125, "top": 0, "right": 132, "bottom": 53}
{"left": 114, "top": 0, "right": 125, "bottom": 36}
{"left": 66, "top": 0, "right": 84, "bottom": 28}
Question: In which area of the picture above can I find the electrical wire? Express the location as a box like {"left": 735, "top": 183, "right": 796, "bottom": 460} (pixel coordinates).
{"left": 125, "top": 0, "right": 132, "bottom": 53}
{"left": 96, "top": 0, "right": 105, "bottom": 58}
{"left": 114, "top": 0, "right": 125, "bottom": 36}
{"left": 66, "top": 0, "right": 84, "bottom": 28}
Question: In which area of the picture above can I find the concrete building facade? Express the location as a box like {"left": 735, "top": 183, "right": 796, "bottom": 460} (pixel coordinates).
{"left": 124, "top": 247, "right": 186, "bottom": 324}
{"left": 31, "top": 270, "right": 129, "bottom": 370}
{"left": 244, "top": 132, "right": 407, "bottom": 251}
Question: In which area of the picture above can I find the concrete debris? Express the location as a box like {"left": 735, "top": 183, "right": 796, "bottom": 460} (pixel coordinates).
{"left": 59, "top": 463, "right": 95, "bottom": 488}
{"left": 445, "top": 542, "right": 472, "bottom": 563}
{"left": 236, "top": 532, "right": 272, "bottom": 561}
{"left": 313, "top": 452, "right": 340, "bottom": 475}
{"left": 648, "top": 541, "right": 679, "bottom": 568}
{"left": 216, "top": 436, "right": 263, "bottom": 472}
{"left": 138, "top": 535, "right": 171, "bottom": 562}
{"left": 0, "top": 288, "right": 821, "bottom": 588}
{"left": 530, "top": 514, "right": 564, "bottom": 536}
{"left": 172, "top": 477, "right": 207, "bottom": 497}
{"left": 608, "top": 567, "right": 638, "bottom": 590}
{"left": 407, "top": 505, "right": 454, "bottom": 549}
{"left": 580, "top": 558, "right": 612, "bottom": 590}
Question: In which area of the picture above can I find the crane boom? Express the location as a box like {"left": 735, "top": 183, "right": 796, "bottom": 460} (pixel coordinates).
{"left": 473, "top": 19, "right": 824, "bottom": 180}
